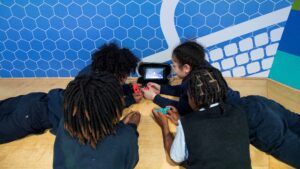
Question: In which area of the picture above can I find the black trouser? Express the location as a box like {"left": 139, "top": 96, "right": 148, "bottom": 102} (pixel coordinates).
{"left": 0, "top": 93, "right": 52, "bottom": 144}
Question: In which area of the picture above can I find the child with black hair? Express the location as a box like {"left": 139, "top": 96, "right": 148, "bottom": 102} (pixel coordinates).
{"left": 144, "top": 41, "right": 300, "bottom": 168}
{"left": 152, "top": 67, "right": 251, "bottom": 169}
{"left": 0, "top": 43, "right": 141, "bottom": 143}
{"left": 54, "top": 71, "right": 140, "bottom": 169}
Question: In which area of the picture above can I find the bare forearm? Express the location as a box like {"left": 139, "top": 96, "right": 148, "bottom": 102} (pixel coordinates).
{"left": 162, "top": 127, "right": 174, "bottom": 159}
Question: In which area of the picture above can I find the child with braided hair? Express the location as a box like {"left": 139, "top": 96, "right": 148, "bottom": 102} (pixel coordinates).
{"left": 152, "top": 67, "right": 251, "bottom": 169}
{"left": 54, "top": 71, "right": 140, "bottom": 169}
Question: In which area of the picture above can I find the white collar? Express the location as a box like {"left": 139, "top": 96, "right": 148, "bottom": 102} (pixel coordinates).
{"left": 199, "top": 103, "right": 219, "bottom": 111}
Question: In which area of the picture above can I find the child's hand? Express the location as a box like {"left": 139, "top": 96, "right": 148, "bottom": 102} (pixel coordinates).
{"left": 132, "top": 92, "right": 143, "bottom": 103}
{"left": 147, "top": 82, "right": 160, "bottom": 94}
{"left": 122, "top": 111, "right": 141, "bottom": 126}
{"left": 165, "top": 106, "right": 179, "bottom": 126}
{"left": 152, "top": 108, "right": 169, "bottom": 132}
{"left": 141, "top": 87, "right": 157, "bottom": 100}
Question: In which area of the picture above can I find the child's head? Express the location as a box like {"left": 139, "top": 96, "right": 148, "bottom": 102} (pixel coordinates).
{"left": 63, "top": 72, "right": 124, "bottom": 149}
{"left": 172, "top": 41, "right": 206, "bottom": 79}
{"left": 187, "top": 67, "right": 228, "bottom": 111}
{"left": 91, "top": 43, "right": 140, "bottom": 84}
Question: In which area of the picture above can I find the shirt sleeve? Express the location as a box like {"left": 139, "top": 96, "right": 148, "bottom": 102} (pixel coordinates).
{"left": 170, "top": 120, "right": 189, "bottom": 163}
{"left": 160, "top": 84, "right": 182, "bottom": 96}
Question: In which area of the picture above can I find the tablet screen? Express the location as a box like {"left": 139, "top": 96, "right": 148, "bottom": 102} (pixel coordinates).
{"left": 144, "top": 67, "right": 164, "bottom": 79}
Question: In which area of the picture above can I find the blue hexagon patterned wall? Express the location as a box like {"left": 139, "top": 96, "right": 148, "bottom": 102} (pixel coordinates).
{"left": 0, "top": 0, "right": 294, "bottom": 77}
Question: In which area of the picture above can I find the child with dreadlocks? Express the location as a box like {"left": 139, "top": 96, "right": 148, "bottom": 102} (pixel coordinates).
{"left": 0, "top": 43, "right": 141, "bottom": 144}
{"left": 152, "top": 67, "right": 251, "bottom": 169}
{"left": 145, "top": 41, "right": 300, "bottom": 168}
{"left": 54, "top": 71, "right": 140, "bottom": 169}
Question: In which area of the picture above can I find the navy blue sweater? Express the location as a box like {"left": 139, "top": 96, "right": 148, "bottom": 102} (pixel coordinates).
{"left": 53, "top": 119, "right": 139, "bottom": 169}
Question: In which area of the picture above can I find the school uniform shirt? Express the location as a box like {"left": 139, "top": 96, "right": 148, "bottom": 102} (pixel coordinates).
{"left": 53, "top": 119, "right": 139, "bottom": 169}
{"left": 170, "top": 103, "right": 251, "bottom": 169}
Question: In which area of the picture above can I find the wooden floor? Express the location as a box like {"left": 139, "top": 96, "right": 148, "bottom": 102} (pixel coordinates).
{"left": 0, "top": 77, "right": 299, "bottom": 169}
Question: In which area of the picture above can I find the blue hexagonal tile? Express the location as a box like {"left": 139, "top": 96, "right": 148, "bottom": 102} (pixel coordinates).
{"left": 128, "top": 27, "right": 141, "bottom": 39}
{"left": 22, "top": 17, "right": 37, "bottom": 30}
{"left": 206, "top": 14, "right": 220, "bottom": 28}
{"left": 49, "top": 59, "right": 62, "bottom": 69}
{"left": 198, "top": 26, "right": 211, "bottom": 37}
{"left": 215, "top": 1, "right": 229, "bottom": 16}
{"left": 1, "top": 1, "right": 14, "bottom": 7}
{"left": 13, "top": 60, "right": 26, "bottom": 71}
{"left": 0, "top": 5, "right": 12, "bottom": 18}
{"left": 28, "top": 50, "right": 40, "bottom": 60}
{"left": 73, "top": 0, "right": 86, "bottom": 5}
{"left": 97, "top": 2, "right": 111, "bottom": 17}
{"left": 63, "top": 16, "right": 78, "bottom": 30}
{"left": 1, "top": 60, "right": 14, "bottom": 70}
{"left": 70, "top": 68, "right": 79, "bottom": 76}
{"left": 100, "top": 27, "right": 113, "bottom": 40}
{"left": 192, "top": 14, "right": 205, "bottom": 28}
{"left": 40, "top": 4, "right": 54, "bottom": 18}
{"left": 65, "top": 49, "right": 78, "bottom": 61}
{"left": 0, "top": 18, "right": 9, "bottom": 31}
{"left": 91, "top": 16, "right": 105, "bottom": 28}
{"left": 73, "top": 28, "right": 86, "bottom": 40}
{"left": 78, "top": 49, "right": 90, "bottom": 61}
{"left": 178, "top": 14, "right": 191, "bottom": 28}
{"left": 17, "top": 40, "right": 31, "bottom": 51}
{"left": 59, "top": 0, "right": 73, "bottom": 6}
{"left": 50, "top": 16, "right": 64, "bottom": 30}
{"left": 54, "top": 4, "right": 68, "bottom": 18}
{"left": 30, "top": 40, "right": 43, "bottom": 51}
{"left": 82, "top": 39, "right": 95, "bottom": 50}
{"left": 82, "top": 3, "right": 96, "bottom": 17}
{"left": 23, "top": 69, "right": 35, "bottom": 77}
{"left": 235, "top": 13, "right": 249, "bottom": 24}
{"left": 115, "top": 27, "right": 127, "bottom": 40}
{"left": 244, "top": 1, "right": 259, "bottom": 16}
{"left": 149, "top": 38, "right": 162, "bottom": 50}
{"left": 134, "top": 15, "right": 148, "bottom": 28}
{"left": 183, "top": 26, "right": 197, "bottom": 39}
{"left": 58, "top": 69, "right": 70, "bottom": 77}
{"left": 46, "top": 69, "right": 59, "bottom": 77}
{"left": 220, "top": 14, "right": 234, "bottom": 27}
{"left": 61, "top": 59, "right": 73, "bottom": 69}
{"left": 4, "top": 40, "right": 18, "bottom": 51}
{"left": 15, "top": 0, "right": 29, "bottom": 6}
{"left": 136, "top": 38, "right": 148, "bottom": 50}
{"left": 141, "top": 2, "right": 155, "bottom": 16}
{"left": 185, "top": 1, "right": 199, "bottom": 16}
{"left": 40, "top": 50, "right": 53, "bottom": 60}
{"left": 7, "top": 29, "right": 20, "bottom": 41}
{"left": 148, "top": 15, "right": 160, "bottom": 29}
{"left": 25, "top": 4, "right": 40, "bottom": 18}
{"left": 42, "top": 40, "right": 56, "bottom": 51}
{"left": 15, "top": 50, "right": 28, "bottom": 61}
{"left": 35, "top": 69, "right": 47, "bottom": 77}
{"left": 259, "top": 1, "right": 275, "bottom": 15}
{"left": 74, "top": 59, "right": 85, "bottom": 69}
{"left": 20, "top": 28, "right": 34, "bottom": 41}
{"left": 46, "top": 28, "right": 60, "bottom": 41}
{"left": 106, "top": 15, "right": 119, "bottom": 28}
{"left": 95, "top": 38, "right": 106, "bottom": 48}
{"left": 69, "top": 39, "right": 82, "bottom": 50}
{"left": 230, "top": 1, "right": 244, "bottom": 16}
{"left": 37, "top": 59, "right": 50, "bottom": 70}
{"left": 122, "top": 38, "right": 135, "bottom": 49}
{"left": 11, "top": 4, "right": 26, "bottom": 18}
{"left": 120, "top": 15, "right": 133, "bottom": 29}
{"left": 53, "top": 49, "right": 65, "bottom": 60}
{"left": 200, "top": 1, "right": 214, "bottom": 15}
{"left": 37, "top": 16, "right": 51, "bottom": 30}
{"left": 275, "top": 1, "right": 291, "bottom": 10}
{"left": 8, "top": 17, "right": 23, "bottom": 30}
{"left": 126, "top": 2, "right": 140, "bottom": 17}
{"left": 77, "top": 15, "right": 92, "bottom": 29}
{"left": 56, "top": 39, "right": 69, "bottom": 50}
{"left": 11, "top": 70, "right": 23, "bottom": 77}
{"left": 33, "top": 28, "right": 47, "bottom": 41}
{"left": 0, "top": 69, "right": 11, "bottom": 77}
{"left": 68, "top": 3, "right": 83, "bottom": 18}
{"left": 2, "top": 50, "right": 15, "bottom": 62}
{"left": 87, "top": 27, "right": 100, "bottom": 40}
{"left": 0, "top": 42, "right": 4, "bottom": 51}
{"left": 112, "top": 2, "right": 125, "bottom": 16}
{"left": 143, "top": 48, "right": 155, "bottom": 57}
{"left": 25, "top": 60, "right": 38, "bottom": 70}
{"left": 59, "top": 28, "right": 73, "bottom": 41}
